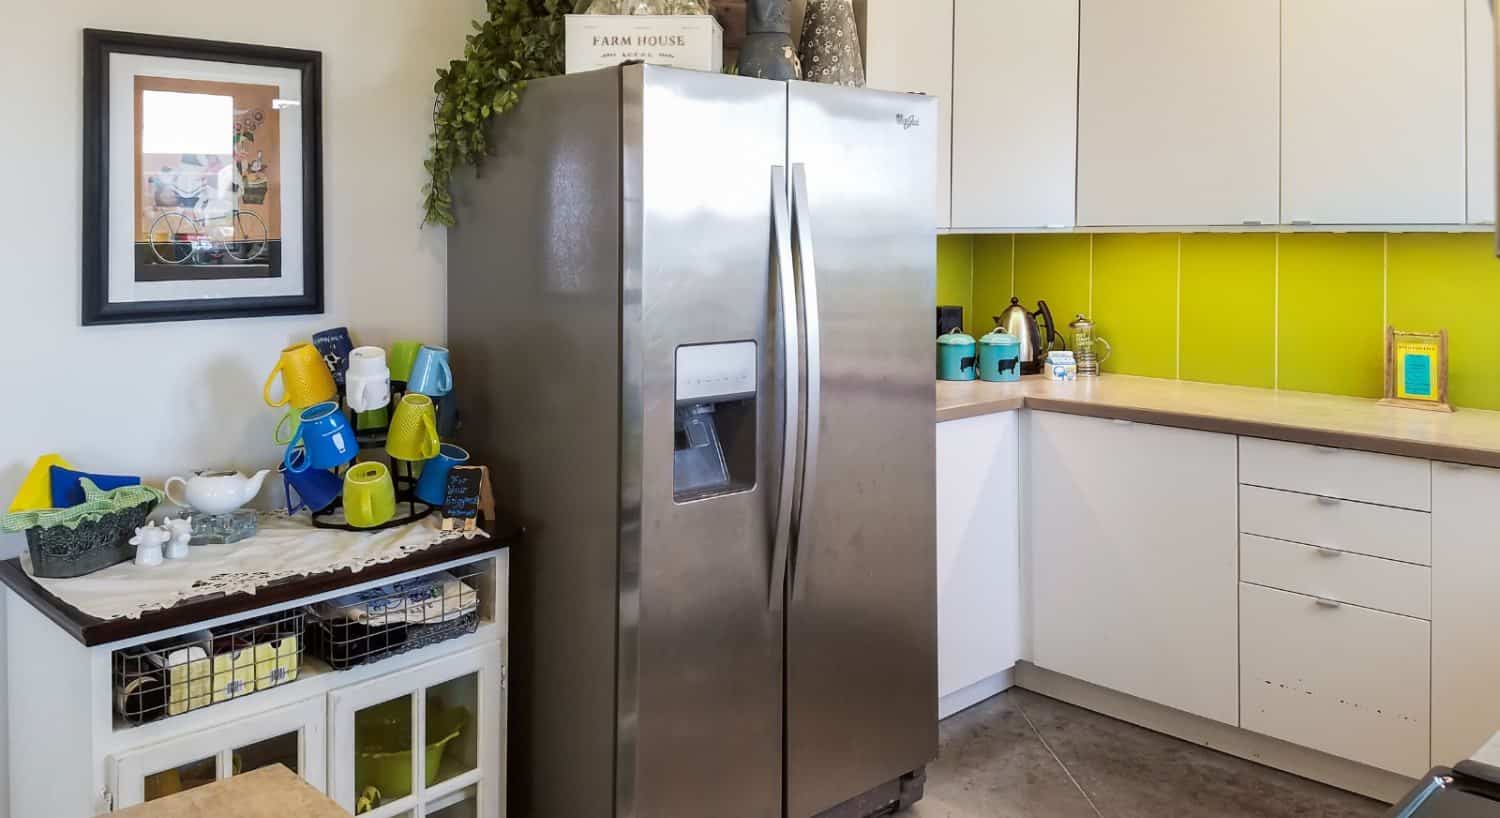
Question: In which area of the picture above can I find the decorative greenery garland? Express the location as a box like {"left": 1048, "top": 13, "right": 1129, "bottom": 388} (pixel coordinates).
{"left": 423, "top": 0, "right": 574, "bottom": 226}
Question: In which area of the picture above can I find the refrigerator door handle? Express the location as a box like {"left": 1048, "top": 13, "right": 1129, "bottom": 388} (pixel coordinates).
{"left": 789, "top": 163, "right": 822, "bottom": 600}
{"left": 769, "top": 165, "right": 800, "bottom": 611}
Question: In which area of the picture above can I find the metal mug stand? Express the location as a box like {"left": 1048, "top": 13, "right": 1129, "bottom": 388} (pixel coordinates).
{"left": 300, "top": 380, "right": 443, "bottom": 532}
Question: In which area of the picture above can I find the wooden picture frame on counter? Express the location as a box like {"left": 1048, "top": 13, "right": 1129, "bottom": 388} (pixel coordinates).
{"left": 1380, "top": 326, "right": 1452, "bottom": 413}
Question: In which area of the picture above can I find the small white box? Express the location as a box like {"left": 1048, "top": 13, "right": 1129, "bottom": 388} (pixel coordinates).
{"left": 565, "top": 15, "right": 724, "bottom": 75}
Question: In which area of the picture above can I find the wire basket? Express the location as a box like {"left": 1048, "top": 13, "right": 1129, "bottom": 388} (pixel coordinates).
{"left": 306, "top": 566, "right": 482, "bottom": 670}
{"left": 114, "top": 609, "right": 305, "bottom": 726}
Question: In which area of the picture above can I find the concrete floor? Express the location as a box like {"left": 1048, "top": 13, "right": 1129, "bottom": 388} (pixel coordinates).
{"left": 909, "top": 689, "right": 1389, "bottom": 818}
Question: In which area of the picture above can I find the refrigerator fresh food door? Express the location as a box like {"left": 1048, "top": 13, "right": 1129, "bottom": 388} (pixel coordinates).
{"left": 784, "top": 82, "right": 940, "bottom": 818}
{"left": 620, "top": 65, "right": 789, "bottom": 818}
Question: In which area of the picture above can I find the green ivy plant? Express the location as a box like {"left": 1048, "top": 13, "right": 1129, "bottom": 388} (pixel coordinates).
{"left": 423, "top": 0, "right": 574, "bottom": 226}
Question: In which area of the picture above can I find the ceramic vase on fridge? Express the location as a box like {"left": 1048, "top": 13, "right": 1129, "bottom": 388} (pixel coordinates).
{"left": 798, "top": 0, "right": 864, "bottom": 86}
{"left": 738, "top": 0, "right": 799, "bottom": 80}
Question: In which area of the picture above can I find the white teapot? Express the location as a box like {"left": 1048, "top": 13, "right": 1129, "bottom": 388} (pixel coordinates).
{"left": 164, "top": 469, "right": 270, "bottom": 515}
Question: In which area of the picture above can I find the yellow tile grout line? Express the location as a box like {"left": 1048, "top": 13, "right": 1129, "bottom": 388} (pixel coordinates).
{"left": 1273, "top": 234, "right": 1280, "bottom": 391}
{"left": 1382, "top": 233, "right": 1389, "bottom": 334}
{"left": 1087, "top": 234, "right": 1095, "bottom": 318}
{"left": 1175, "top": 235, "right": 1183, "bottom": 380}
{"left": 1010, "top": 233, "right": 1017, "bottom": 300}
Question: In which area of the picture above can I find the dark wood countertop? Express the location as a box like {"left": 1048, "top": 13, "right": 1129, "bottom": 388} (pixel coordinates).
{"left": 0, "top": 520, "right": 519, "bottom": 647}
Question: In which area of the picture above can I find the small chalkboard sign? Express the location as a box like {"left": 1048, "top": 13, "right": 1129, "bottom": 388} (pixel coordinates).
{"left": 441, "top": 466, "right": 485, "bottom": 532}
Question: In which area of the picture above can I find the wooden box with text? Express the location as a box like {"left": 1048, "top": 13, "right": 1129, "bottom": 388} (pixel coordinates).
{"left": 565, "top": 14, "right": 724, "bottom": 74}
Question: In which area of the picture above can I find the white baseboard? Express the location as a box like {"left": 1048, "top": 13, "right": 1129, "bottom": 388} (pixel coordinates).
{"left": 939, "top": 668, "right": 1014, "bottom": 720}
{"left": 1013, "top": 661, "right": 1415, "bottom": 804}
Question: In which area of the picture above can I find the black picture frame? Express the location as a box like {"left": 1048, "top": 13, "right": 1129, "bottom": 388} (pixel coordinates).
{"left": 81, "top": 29, "right": 324, "bottom": 325}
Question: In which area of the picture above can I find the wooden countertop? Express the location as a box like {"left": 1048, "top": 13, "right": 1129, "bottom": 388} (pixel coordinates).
{"left": 0, "top": 518, "right": 519, "bottom": 647}
{"left": 937, "top": 374, "right": 1500, "bottom": 468}
{"left": 115, "top": 765, "right": 344, "bottom": 817}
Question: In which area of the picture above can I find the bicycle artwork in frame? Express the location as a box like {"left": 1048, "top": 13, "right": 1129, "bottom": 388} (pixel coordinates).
{"left": 82, "top": 29, "right": 323, "bottom": 325}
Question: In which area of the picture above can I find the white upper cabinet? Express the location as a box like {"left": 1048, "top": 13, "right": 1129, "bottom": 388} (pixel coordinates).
{"left": 864, "top": 0, "right": 954, "bottom": 230}
{"left": 1281, "top": 0, "right": 1467, "bottom": 224}
{"left": 1468, "top": 0, "right": 1496, "bottom": 224}
{"left": 1076, "top": 0, "right": 1279, "bottom": 227}
{"left": 950, "top": 0, "right": 1079, "bottom": 230}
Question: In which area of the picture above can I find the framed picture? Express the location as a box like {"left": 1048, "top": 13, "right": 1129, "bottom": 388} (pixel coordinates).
{"left": 1380, "top": 326, "right": 1453, "bottom": 413}
{"left": 82, "top": 29, "right": 323, "bottom": 325}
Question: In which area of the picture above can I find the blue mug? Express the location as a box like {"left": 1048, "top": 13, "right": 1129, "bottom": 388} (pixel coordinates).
{"left": 283, "top": 402, "right": 359, "bottom": 473}
{"left": 407, "top": 345, "right": 453, "bottom": 398}
{"left": 312, "top": 327, "right": 355, "bottom": 388}
{"left": 435, "top": 388, "right": 461, "bottom": 438}
{"left": 280, "top": 452, "right": 343, "bottom": 513}
{"left": 414, "top": 444, "right": 470, "bottom": 506}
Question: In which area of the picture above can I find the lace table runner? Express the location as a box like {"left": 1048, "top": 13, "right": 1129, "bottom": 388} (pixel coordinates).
{"left": 19, "top": 513, "right": 488, "bottom": 621}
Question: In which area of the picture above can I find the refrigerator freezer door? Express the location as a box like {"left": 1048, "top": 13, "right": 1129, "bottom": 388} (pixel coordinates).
{"left": 621, "top": 65, "right": 789, "bottom": 818}
{"left": 785, "top": 82, "right": 940, "bottom": 818}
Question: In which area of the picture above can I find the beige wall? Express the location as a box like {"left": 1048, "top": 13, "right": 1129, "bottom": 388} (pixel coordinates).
{"left": 0, "top": 2, "right": 483, "bottom": 813}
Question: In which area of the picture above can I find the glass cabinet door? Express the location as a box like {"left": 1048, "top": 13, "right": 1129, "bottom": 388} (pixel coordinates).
{"left": 110, "top": 695, "right": 327, "bottom": 809}
{"left": 329, "top": 643, "right": 502, "bottom": 817}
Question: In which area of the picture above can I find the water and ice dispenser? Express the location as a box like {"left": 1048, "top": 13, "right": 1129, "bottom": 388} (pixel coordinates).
{"left": 673, "top": 341, "right": 758, "bottom": 502}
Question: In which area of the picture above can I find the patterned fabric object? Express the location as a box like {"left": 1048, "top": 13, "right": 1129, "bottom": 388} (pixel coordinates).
{"left": 798, "top": 0, "right": 865, "bottom": 86}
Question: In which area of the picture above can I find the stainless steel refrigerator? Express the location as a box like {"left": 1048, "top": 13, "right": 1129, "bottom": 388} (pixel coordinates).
{"left": 447, "top": 63, "right": 937, "bottom": 818}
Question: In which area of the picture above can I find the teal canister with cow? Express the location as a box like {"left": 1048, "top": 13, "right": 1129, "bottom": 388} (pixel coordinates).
{"left": 978, "top": 327, "right": 1022, "bottom": 382}
{"left": 937, "top": 329, "right": 978, "bottom": 381}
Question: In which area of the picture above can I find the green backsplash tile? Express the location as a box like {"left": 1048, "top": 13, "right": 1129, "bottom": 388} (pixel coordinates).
{"left": 1388, "top": 233, "right": 1500, "bottom": 411}
{"left": 1179, "top": 234, "right": 1276, "bottom": 389}
{"left": 1092, "top": 234, "right": 1178, "bottom": 379}
{"left": 972, "top": 235, "right": 1014, "bottom": 334}
{"left": 1013, "top": 234, "right": 1091, "bottom": 344}
{"left": 1277, "top": 234, "right": 1385, "bottom": 398}
{"left": 936, "top": 235, "right": 974, "bottom": 334}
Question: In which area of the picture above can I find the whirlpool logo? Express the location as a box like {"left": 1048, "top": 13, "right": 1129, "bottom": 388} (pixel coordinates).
{"left": 896, "top": 114, "right": 921, "bottom": 130}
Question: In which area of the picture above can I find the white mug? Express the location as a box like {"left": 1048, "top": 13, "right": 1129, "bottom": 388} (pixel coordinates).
{"left": 348, "top": 346, "right": 388, "bottom": 377}
{"left": 347, "top": 370, "right": 391, "bottom": 413}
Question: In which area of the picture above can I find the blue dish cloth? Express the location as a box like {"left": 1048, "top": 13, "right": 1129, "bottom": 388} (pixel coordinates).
{"left": 49, "top": 466, "right": 140, "bottom": 509}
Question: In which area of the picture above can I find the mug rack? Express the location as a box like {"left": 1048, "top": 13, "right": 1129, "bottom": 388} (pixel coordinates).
{"left": 291, "top": 380, "right": 448, "bottom": 533}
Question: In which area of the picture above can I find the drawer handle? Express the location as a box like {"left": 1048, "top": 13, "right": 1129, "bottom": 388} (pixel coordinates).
{"left": 1315, "top": 546, "right": 1343, "bottom": 558}
{"left": 1314, "top": 597, "right": 1343, "bottom": 609}
{"left": 1316, "top": 496, "right": 1342, "bottom": 506}
{"left": 1312, "top": 445, "right": 1341, "bottom": 455}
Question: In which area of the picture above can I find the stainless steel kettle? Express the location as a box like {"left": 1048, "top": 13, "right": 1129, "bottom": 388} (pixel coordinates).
{"left": 994, "top": 297, "right": 1063, "bottom": 375}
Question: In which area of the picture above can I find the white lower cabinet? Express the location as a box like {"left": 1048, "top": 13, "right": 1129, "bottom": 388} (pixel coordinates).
{"left": 936, "top": 411, "right": 1021, "bottom": 715}
{"left": 329, "top": 642, "right": 503, "bottom": 818}
{"left": 1433, "top": 462, "right": 1500, "bottom": 765}
{"left": 110, "top": 695, "right": 327, "bottom": 809}
{"left": 1240, "top": 583, "right": 1430, "bottom": 777}
{"left": 1025, "top": 411, "right": 1239, "bottom": 724}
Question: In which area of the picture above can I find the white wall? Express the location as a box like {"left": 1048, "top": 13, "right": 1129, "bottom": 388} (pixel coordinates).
{"left": 0, "top": 1, "right": 483, "bottom": 812}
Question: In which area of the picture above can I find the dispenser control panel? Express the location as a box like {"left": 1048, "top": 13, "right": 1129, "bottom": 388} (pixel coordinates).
{"left": 675, "top": 341, "right": 757, "bottom": 403}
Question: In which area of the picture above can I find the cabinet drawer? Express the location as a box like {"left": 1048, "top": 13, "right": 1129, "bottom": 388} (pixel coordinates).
{"left": 1241, "top": 534, "right": 1430, "bottom": 619}
{"left": 1239, "top": 485, "right": 1431, "bottom": 565}
{"left": 1240, "top": 583, "right": 1430, "bottom": 777}
{"left": 1239, "top": 438, "right": 1431, "bottom": 511}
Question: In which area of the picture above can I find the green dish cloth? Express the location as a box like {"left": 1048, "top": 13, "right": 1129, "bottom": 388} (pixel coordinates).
{"left": 0, "top": 479, "right": 164, "bottom": 533}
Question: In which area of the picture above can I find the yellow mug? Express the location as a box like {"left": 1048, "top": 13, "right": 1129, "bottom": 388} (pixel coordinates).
{"left": 387, "top": 394, "right": 440, "bottom": 461}
{"left": 343, "top": 462, "right": 397, "bottom": 529}
{"left": 263, "top": 343, "right": 338, "bottom": 409}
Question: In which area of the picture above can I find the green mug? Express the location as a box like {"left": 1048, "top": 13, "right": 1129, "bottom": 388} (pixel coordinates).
{"left": 274, "top": 407, "right": 302, "bottom": 446}
{"left": 389, "top": 340, "right": 423, "bottom": 384}
{"left": 343, "top": 462, "right": 396, "bottom": 528}
{"left": 387, "top": 394, "right": 440, "bottom": 462}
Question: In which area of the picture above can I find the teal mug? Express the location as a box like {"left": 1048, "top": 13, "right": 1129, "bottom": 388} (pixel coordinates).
{"left": 415, "top": 444, "right": 470, "bottom": 506}
{"left": 407, "top": 345, "right": 453, "bottom": 397}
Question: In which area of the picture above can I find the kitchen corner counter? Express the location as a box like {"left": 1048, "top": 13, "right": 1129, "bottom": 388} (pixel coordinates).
{"left": 938, "top": 374, "right": 1500, "bottom": 468}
